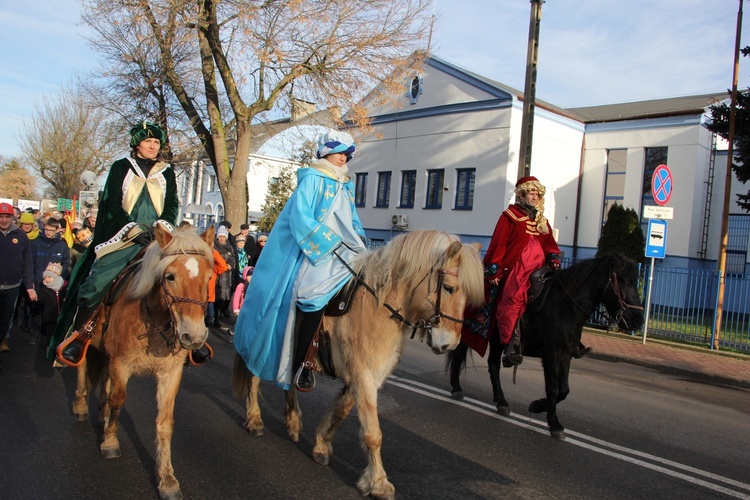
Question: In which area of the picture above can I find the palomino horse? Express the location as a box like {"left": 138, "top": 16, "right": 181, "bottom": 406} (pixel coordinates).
{"left": 70, "top": 225, "right": 214, "bottom": 500}
{"left": 449, "top": 252, "right": 644, "bottom": 439}
{"left": 233, "top": 230, "right": 484, "bottom": 499}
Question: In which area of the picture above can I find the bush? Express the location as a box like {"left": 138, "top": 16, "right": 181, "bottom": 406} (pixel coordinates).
{"left": 597, "top": 204, "right": 645, "bottom": 264}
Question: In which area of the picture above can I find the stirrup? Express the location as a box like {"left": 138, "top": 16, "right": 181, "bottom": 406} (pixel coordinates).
{"left": 188, "top": 341, "right": 214, "bottom": 366}
{"left": 294, "top": 363, "right": 316, "bottom": 392}
{"left": 56, "top": 331, "right": 91, "bottom": 368}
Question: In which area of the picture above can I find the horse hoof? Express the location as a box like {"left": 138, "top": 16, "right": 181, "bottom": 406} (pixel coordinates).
{"left": 288, "top": 432, "right": 299, "bottom": 443}
{"left": 450, "top": 389, "right": 463, "bottom": 400}
{"left": 73, "top": 411, "right": 88, "bottom": 422}
{"left": 496, "top": 404, "right": 510, "bottom": 416}
{"left": 100, "top": 445, "right": 121, "bottom": 459}
{"left": 550, "top": 429, "right": 566, "bottom": 440}
{"left": 245, "top": 427, "right": 264, "bottom": 437}
{"left": 312, "top": 451, "right": 330, "bottom": 466}
{"left": 160, "top": 489, "right": 183, "bottom": 500}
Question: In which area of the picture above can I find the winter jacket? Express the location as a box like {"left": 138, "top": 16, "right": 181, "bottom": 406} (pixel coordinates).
{"left": 31, "top": 233, "right": 70, "bottom": 284}
{"left": 0, "top": 224, "right": 34, "bottom": 290}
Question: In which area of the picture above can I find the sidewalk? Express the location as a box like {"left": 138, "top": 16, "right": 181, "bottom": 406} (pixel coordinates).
{"left": 581, "top": 328, "right": 750, "bottom": 389}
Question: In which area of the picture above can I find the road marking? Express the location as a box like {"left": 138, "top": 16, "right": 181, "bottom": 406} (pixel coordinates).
{"left": 387, "top": 375, "right": 750, "bottom": 499}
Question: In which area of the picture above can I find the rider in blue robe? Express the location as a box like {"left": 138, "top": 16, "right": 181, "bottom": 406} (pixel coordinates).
{"left": 233, "top": 129, "right": 366, "bottom": 391}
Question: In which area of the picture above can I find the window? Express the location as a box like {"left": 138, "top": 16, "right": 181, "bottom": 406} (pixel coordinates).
{"left": 376, "top": 171, "right": 391, "bottom": 208}
{"left": 425, "top": 169, "right": 444, "bottom": 209}
{"left": 602, "top": 149, "right": 627, "bottom": 224}
{"left": 641, "top": 147, "right": 668, "bottom": 235}
{"left": 727, "top": 214, "right": 750, "bottom": 274}
{"left": 455, "top": 168, "right": 475, "bottom": 210}
{"left": 399, "top": 170, "right": 416, "bottom": 208}
{"left": 206, "top": 174, "right": 216, "bottom": 192}
{"left": 355, "top": 173, "right": 368, "bottom": 207}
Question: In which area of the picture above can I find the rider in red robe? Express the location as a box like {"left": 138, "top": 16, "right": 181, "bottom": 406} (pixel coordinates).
{"left": 462, "top": 176, "right": 560, "bottom": 366}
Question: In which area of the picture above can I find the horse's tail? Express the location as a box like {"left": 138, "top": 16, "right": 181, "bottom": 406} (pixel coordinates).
{"left": 232, "top": 353, "right": 252, "bottom": 400}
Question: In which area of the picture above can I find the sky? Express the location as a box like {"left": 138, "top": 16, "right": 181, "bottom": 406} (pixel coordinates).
{"left": 1, "top": 0, "right": 749, "bottom": 159}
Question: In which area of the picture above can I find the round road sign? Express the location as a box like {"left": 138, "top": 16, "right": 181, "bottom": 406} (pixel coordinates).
{"left": 651, "top": 164, "right": 673, "bottom": 206}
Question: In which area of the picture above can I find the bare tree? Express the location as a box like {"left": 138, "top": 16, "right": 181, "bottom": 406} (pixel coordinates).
{"left": 81, "top": 0, "right": 432, "bottom": 223}
{"left": 20, "top": 89, "right": 123, "bottom": 199}
{"left": 0, "top": 157, "right": 38, "bottom": 202}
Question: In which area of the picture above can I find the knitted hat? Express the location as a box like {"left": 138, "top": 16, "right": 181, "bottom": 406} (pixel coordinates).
{"left": 217, "top": 225, "right": 229, "bottom": 238}
{"left": 19, "top": 213, "right": 35, "bottom": 224}
{"left": 129, "top": 121, "right": 166, "bottom": 148}
{"left": 0, "top": 202, "right": 13, "bottom": 215}
{"left": 316, "top": 129, "right": 356, "bottom": 161}
{"left": 514, "top": 176, "right": 549, "bottom": 234}
{"left": 43, "top": 262, "right": 63, "bottom": 279}
{"left": 242, "top": 266, "right": 254, "bottom": 280}
{"left": 235, "top": 234, "right": 246, "bottom": 243}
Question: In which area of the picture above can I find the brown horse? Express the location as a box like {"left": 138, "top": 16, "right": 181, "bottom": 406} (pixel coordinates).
{"left": 70, "top": 224, "right": 214, "bottom": 500}
{"left": 233, "top": 230, "right": 485, "bottom": 499}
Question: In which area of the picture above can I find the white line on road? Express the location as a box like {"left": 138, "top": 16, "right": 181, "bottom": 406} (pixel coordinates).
{"left": 387, "top": 375, "right": 750, "bottom": 499}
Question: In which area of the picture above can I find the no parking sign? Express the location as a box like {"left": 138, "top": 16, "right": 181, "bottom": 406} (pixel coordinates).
{"left": 651, "top": 164, "right": 673, "bottom": 206}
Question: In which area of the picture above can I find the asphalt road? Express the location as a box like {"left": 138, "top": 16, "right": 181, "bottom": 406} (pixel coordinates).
{"left": 1, "top": 325, "right": 749, "bottom": 499}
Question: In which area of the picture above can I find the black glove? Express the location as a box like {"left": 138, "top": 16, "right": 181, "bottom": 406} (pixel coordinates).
{"left": 134, "top": 230, "right": 153, "bottom": 247}
{"left": 546, "top": 253, "right": 561, "bottom": 271}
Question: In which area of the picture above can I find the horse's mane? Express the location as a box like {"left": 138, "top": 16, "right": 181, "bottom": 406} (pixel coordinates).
{"left": 352, "top": 230, "right": 485, "bottom": 307}
{"left": 127, "top": 228, "right": 213, "bottom": 300}
{"left": 554, "top": 252, "right": 634, "bottom": 296}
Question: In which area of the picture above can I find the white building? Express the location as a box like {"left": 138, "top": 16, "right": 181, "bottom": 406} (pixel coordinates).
{"left": 176, "top": 153, "right": 301, "bottom": 230}
{"left": 348, "top": 55, "right": 749, "bottom": 273}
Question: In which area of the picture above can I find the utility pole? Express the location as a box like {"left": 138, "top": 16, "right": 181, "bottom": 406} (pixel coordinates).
{"left": 517, "top": 0, "right": 544, "bottom": 181}
{"left": 713, "top": 0, "right": 743, "bottom": 350}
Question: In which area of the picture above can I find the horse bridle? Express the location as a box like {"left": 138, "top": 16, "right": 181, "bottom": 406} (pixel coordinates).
{"left": 335, "top": 250, "right": 464, "bottom": 339}
{"left": 557, "top": 268, "right": 643, "bottom": 331}
{"left": 146, "top": 249, "right": 210, "bottom": 349}
{"left": 602, "top": 270, "right": 644, "bottom": 329}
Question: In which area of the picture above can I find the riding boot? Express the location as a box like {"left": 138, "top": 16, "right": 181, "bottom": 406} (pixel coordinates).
{"left": 501, "top": 342, "right": 523, "bottom": 367}
{"left": 293, "top": 308, "right": 324, "bottom": 392}
{"left": 59, "top": 305, "right": 98, "bottom": 366}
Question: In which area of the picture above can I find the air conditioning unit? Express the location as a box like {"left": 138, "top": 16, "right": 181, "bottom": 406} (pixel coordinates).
{"left": 391, "top": 214, "right": 408, "bottom": 229}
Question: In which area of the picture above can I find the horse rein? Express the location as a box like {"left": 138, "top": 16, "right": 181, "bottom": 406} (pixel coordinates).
{"left": 334, "top": 249, "right": 463, "bottom": 338}
{"left": 555, "top": 268, "right": 643, "bottom": 331}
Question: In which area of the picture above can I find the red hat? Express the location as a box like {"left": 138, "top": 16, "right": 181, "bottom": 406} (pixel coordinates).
{"left": 0, "top": 202, "right": 14, "bottom": 215}
{"left": 515, "top": 176, "right": 539, "bottom": 187}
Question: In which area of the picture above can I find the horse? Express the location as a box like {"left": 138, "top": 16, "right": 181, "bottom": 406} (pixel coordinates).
{"left": 448, "top": 251, "right": 644, "bottom": 439}
{"left": 232, "top": 230, "right": 485, "bottom": 499}
{"left": 68, "top": 224, "right": 215, "bottom": 500}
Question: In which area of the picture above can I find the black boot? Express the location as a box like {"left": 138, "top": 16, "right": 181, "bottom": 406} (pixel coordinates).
{"left": 60, "top": 306, "right": 97, "bottom": 366}
{"left": 502, "top": 342, "right": 523, "bottom": 367}
{"left": 573, "top": 343, "right": 592, "bottom": 359}
{"left": 293, "top": 308, "right": 324, "bottom": 392}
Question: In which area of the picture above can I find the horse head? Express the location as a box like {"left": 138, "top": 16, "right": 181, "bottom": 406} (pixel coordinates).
{"left": 404, "top": 234, "right": 485, "bottom": 354}
{"left": 136, "top": 224, "right": 215, "bottom": 350}
{"left": 599, "top": 252, "right": 644, "bottom": 331}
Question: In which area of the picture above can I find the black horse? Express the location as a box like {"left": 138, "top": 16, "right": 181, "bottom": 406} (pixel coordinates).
{"left": 448, "top": 252, "right": 644, "bottom": 439}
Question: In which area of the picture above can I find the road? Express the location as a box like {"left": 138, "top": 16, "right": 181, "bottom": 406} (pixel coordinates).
{"left": 1, "top": 325, "right": 749, "bottom": 499}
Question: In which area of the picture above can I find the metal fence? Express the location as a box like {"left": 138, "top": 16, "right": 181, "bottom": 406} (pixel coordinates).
{"left": 641, "top": 264, "right": 750, "bottom": 351}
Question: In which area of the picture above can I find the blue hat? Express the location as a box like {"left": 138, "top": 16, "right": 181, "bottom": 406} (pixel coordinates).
{"left": 316, "top": 129, "right": 356, "bottom": 161}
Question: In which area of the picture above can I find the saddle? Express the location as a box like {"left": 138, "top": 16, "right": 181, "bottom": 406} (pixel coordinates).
{"left": 526, "top": 265, "right": 555, "bottom": 313}
{"left": 324, "top": 278, "right": 361, "bottom": 317}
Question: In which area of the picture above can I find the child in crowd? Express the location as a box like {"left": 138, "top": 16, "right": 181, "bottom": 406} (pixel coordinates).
{"left": 33, "top": 262, "right": 67, "bottom": 345}
{"left": 233, "top": 266, "right": 254, "bottom": 316}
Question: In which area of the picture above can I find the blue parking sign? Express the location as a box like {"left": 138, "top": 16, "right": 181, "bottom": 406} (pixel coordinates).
{"left": 645, "top": 219, "right": 667, "bottom": 258}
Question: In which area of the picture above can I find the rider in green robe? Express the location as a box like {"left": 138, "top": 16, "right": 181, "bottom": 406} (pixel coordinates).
{"left": 48, "top": 122, "right": 179, "bottom": 365}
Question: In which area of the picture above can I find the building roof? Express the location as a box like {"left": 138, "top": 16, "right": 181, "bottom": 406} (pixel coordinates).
{"left": 563, "top": 92, "right": 730, "bottom": 123}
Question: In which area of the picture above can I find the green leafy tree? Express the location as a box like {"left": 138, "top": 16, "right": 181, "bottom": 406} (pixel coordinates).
{"left": 257, "top": 166, "right": 296, "bottom": 233}
{"left": 256, "top": 140, "right": 315, "bottom": 232}
{"left": 596, "top": 204, "right": 645, "bottom": 264}
{"left": 707, "top": 46, "right": 750, "bottom": 212}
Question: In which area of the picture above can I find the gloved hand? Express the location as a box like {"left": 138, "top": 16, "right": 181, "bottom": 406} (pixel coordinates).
{"left": 546, "top": 253, "right": 561, "bottom": 271}
{"left": 134, "top": 230, "right": 153, "bottom": 247}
